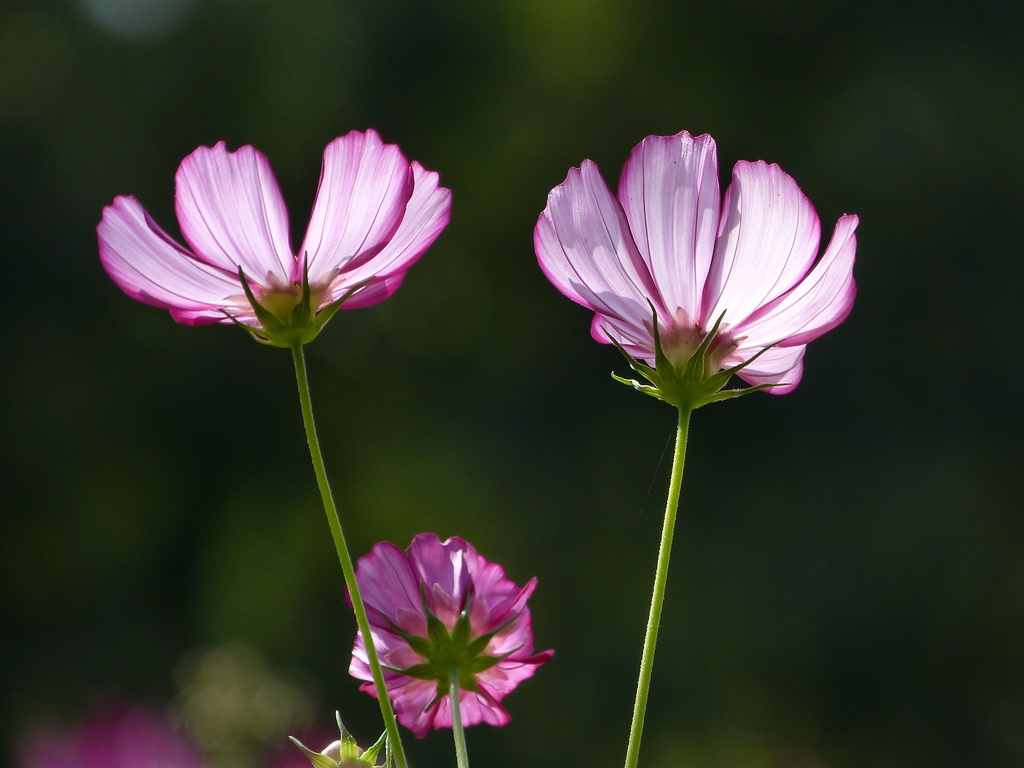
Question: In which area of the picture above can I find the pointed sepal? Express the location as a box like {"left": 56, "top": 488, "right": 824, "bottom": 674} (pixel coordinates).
{"left": 289, "top": 713, "right": 388, "bottom": 768}
{"left": 290, "top": 738, "right": 341, "bottom": 768}
{"left": 606, "top": 305, "right": 780, "bottom": 411}
{"left": 232, "top": 259, "right": 368, "bottom": 349}
{"left": 377, "top": 588, "right": 521, "bottom": 707}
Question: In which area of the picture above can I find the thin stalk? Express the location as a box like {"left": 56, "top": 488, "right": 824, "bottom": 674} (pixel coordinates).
{"left": 449, "top": 667, "right": 470, "bottom": 768}
{"left": 291, "top": 344, "right": 408, "bottom": 768}
{"left": 623, "top": 405, "right": 692, "bottom": 768}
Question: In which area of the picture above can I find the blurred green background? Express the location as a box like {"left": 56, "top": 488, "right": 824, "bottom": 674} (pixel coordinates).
{"left": 2, "top": 0, "right": 1023, "bottom": 766}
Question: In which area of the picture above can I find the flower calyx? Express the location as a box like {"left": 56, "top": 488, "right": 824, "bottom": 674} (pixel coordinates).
{"left": 384, "top": 587, "right": 516, "bottom": 709}
{"left": 608, "top": 303, "right": 777, "bottom": 410}
{"left": 229, "top": 256, "right": 366, "bottom": 348}
{"left": 290, "top": 712, "right": 389, "bottom": 768}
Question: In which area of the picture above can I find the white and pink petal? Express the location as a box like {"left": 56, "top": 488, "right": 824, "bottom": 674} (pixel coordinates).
{"left": 98, "top": 196, "right": 243, "bottom": 321}
{"left": 535, "top": 161, "right": 662, "bottom": 330}
{"left": 300, "top": 129, "right": 414, "bottom": 286}
{"left": 733, "top": 215, "right": 858, "bottom": 349}
{"left": 702, "top": 161, "right": 822, "bottom": 327}
{"left": 175, "top": 142, "right": 295, "bottom": 282}
{"left": 732, "top": 344, "right": 806, "bottom": 395}
{"left": 617, "top": 131, "right": 720, "bottom": 323}
{"left": 332, "top": 162, "right": 451, "bottom": 291}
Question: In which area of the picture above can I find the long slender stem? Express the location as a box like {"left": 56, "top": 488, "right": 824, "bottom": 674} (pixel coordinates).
{"left": 449, "top": 667, "right": 470, "bottom": 768}
{"left": 291, "top": 345, "right": 408, "bottom": 768}
{"left": 624, "top": 405, "right": 692, "bottom": 768}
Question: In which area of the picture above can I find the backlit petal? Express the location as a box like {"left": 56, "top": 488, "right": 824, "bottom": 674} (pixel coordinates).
{"left": 329, "top": 162, "right": 451, "bottom": 293}
{"left": 733, "top": 344, "right": 806, "bottom": 394}
{"left": 735, "top": 215, "right": 858, "bottom": 348}
{"left": 535, "top": 161, "right": 661, "bottom": 333}
{"left": 98, "top": 196, "right": 242, "bottom": 321}
{"left": 702, "top": 161, "right": 821, "bottom": 327}
{"left": 478, "top": 652, "right": 554, "bottom": 699}
{"left": 589, "top": 312, "right": 656, "bottom": 359}
{"left": 390, "top": 679, "right": 442, "bottom": 738}
{"left": 328, "top": 273, "right": 405, "bottom": 311}
{"left": 175, "top": 142, "right": 294, "bottom": 282}
{"left": 300, "top": 129, "right": 414, "bottom": 285}
{"left": 407, "top": 534, "right": 473, "bottom": 607}
{"left": 617, "top": 131, "right": 719, "bottom": 322}
{"left": 352, "top": 541, "right": 424, "bottom": 628}
{"left": 431, "top": 690, "right": 511, "bottom": 731}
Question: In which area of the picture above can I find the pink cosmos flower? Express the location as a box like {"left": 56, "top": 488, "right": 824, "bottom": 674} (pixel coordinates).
{"left": 534, "top": 131, "right": 857, "bottom": 394}
{"left": 348, "top": 534, "right": 554, "bottom": 738}
{"left": 19, "top": 704, "right": 206, "bottom": 768}
{"left": 98, "top": 129, "right": 451, "bottom": 336}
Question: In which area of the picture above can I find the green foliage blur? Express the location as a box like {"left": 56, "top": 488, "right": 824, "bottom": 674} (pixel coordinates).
{"left": 2, "top": 0, "right": 1023, "bottom": 766}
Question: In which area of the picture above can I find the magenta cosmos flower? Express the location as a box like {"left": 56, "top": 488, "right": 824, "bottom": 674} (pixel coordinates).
{"left": 534, "top": 131, "right": 857, "bottom": 395}
{"left": 19, "top": 705, "right": 206, "bottom": 768}
{"left": 98, "top": 129, "right": 451, "bottom": 344}
{"left": 348, "top": 534, "right": 554, "bottom": 738}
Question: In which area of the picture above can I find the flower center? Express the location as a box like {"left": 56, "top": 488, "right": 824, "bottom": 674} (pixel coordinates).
{"left": 659, "top": 307, "right": 739, "bottom": 372}
{"left": 257, "top": 271, "right": 328, "bottom": 323}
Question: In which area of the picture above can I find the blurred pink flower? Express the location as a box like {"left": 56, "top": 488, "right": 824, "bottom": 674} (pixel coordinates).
{"left": 98, "top": 129, "right": 451, "bottom": 331}
{"left": 534, "top": 131, "right": 857, "bottom": 394}
{"left": 348, "top": 534, "right": 554, "bottom": 738}
{"left": 19, "top": 704, "right": 205, "bottom": 768}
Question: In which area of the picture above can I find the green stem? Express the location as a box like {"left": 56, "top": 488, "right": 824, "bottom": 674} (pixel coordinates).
{"left": 449, "top": 666, "right": 470, "bottom": 768}
{"left": 290, "top": 345, "right": 408, "bottom": 768}
{"left": 623, "top": 405, "right": 692, "bottom": 768}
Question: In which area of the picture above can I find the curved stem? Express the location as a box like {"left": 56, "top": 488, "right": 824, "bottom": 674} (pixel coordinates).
{"left": 449, "top": 667, "right": 470, "bottom": 768}
{"left": 624, "top": 406, "right": 692, "bottom": 768}
{"left": 291, "top": 345, "right": 408, "bottom": 768}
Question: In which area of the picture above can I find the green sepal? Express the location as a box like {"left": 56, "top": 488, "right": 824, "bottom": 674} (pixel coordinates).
{"left": 706, "top": 382, "right": 775, "bottom": 402}
{"left": 464, "top": 616, "right": 515, "bottom": 657}
{"left": 610, "top": 372, "right": 666, "bottom": 401}
{"left": 289, "top": 738, "right": 340, "bottom": 768}
{"left": 385, "top": 661, "right": 436, "bottom": 681}
{"left": 289, "top": 712, "right": 387, "bottom": 768}
{"left": 452, "top": 613, "right": 471, "bottom": 646}
{"left": 308, "top": 281, "right": 365, "bottom": 336}
{"left": 383, "top": 616, "right": 433, "bottom": 658}
{"left": 233, "top": 259, "right": 369, "bottom": 349}
{"left": 359, "top": 729, "right": 387, "bottom": 765}
{"left": 606, "top": 305, "right": 780, "bottom": 411}
{"left": 337, "top": 716, "right": 360, "bottom": 763}
{"left": 469, "top": 645, "right": 520, "bottom": 674}
{"left": 238, "top": 266, "right": 302, "bottom": 342}
{"left": 382, "top": 593, "right": 525, "bottom": 706}
{"left": 420, "top": 585, "right": 451, "bottom": 647}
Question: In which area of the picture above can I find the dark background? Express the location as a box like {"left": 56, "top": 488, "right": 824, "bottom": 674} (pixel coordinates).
{"left": 2, "top": 1, "right": 1023, "bottom": 767}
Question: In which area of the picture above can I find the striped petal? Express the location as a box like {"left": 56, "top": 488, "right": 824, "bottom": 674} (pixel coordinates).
{"left": 300, "top": 129, "right": 414, "bottom": 286}
{"left": 175, "top": 142, "right": 294, "bottom": 283}
{"left": 617, "top": 131, "right": 719, "bottom": 323}
{"left": 733, "top": 344, "right": 806, "bottom": 394}
{"left": 535, "top": 160, "right": 660, "bottom": 338}
{"left": 324, "top": 162, "right": 451, "bottom": 309}
{"left": 735, "top": 215, "right": 858, "bottom": 348}
{"left": 98, "top": 196, "right": 242, "bottom": 325}
{"left": 702, "top": 161, "right": 821, "bottom": 327}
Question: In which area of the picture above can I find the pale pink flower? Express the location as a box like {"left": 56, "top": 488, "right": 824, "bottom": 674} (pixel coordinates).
{"left": 534, "top": 131, "right": 857, "bottom": 394}
{"left": 19, "top": 705, "right": 206, "bottom": 768}
{"left": 98, "top": 130, "right": 451, "bottom": 333}
{"left": 348, "top": 534, "right": 554, "bottom": 738}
